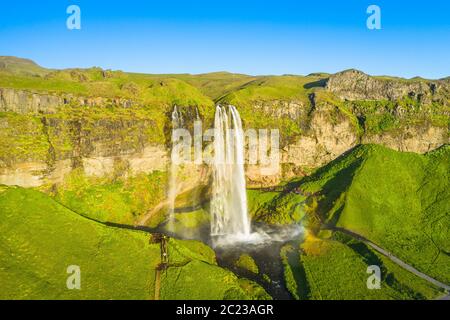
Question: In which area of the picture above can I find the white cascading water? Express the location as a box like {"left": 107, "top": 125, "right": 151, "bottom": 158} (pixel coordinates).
{"left": 210, "top": 105, "right": 252, "bottom": 242}
{"left": 168, "top": 105, "right": 301, "bottom": 246}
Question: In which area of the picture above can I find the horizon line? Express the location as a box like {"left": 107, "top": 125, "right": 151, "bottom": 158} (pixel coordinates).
{"left": 1, "top": 55, "right": 449, "bottom": 81}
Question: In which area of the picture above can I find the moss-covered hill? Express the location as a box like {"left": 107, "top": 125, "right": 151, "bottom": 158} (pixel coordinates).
{"left": 0, "top": 185, "right": 270, "bottom": 300}
{"left": 268, "top": 144, "right": 449, "bottom": 286}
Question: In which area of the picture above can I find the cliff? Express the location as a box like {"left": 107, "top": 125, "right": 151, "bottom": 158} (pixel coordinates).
{"left": 0, "top": 56, "right": 448, "bottom": 225}
{"left": 326, "top": 69, "right": 450, "bottom": 104}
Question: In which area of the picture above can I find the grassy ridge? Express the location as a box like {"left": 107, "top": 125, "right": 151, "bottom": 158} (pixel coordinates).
{"left": 0, "top": 56, "right": 51, "bottom": 77}
{"left": 217, "top": 75, "right": 321, "bottom": 106}
{"left": 278, "top": 144, "right": 450, "bottom": 284}
{"left": 247, "top": 189, "right": 306, "bottom": 225}
{"left": 0, "top": 68, "right": 215, "bottom": 112}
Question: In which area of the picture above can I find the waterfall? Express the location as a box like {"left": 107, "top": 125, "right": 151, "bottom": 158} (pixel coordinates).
{"left": 168, "top": 106, "right": 183, "bottom": 232}
{"left": 167, "top": 105, "right": 298, "bottom": 245}
{"left": 210, "top": 105, "right": 251, "bottom": 241}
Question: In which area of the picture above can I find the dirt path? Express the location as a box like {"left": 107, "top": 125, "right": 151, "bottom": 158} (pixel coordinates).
{"left": 326, "top": 226, "right": 450, "bottom": 293}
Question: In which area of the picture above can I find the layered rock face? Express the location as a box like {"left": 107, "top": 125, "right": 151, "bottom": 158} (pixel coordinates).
{"left": 0, "top": 69, "right": 449, "bottom": 188}
{"left": 0, "top": 88, "right": 135, "bottom": 114}
{"left": 326, "top": 69, "right": 450, "bottom": 105}
{"left": 281, "top": 103, "right": 358, "bottom": 168}
{"left": 244, "top": 71, "right": 449, "bottom": 185}
{"left": 0, "top": 93, "right": 167, "bottom": 187}
{"left": 0, "top": 88, "right": 62, "bottom": 114}
{"left": 362, "top": 125, "right": 448, "bottom": 153}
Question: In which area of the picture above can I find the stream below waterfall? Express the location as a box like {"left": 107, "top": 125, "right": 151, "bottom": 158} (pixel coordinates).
{"left": 212, "top": 223, "right": 304, "bottom": 300}
{"left": 159, "top": 222, "right": 304, "bottom": 300}
{"left": 214, "top": 239, "right": 295, "bottom": 300}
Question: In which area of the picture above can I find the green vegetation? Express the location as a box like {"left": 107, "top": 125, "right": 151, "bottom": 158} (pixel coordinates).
{"left": 167, "top": 209, "right": 211, "bottom": 239}
{"left": 0, "top": 56, "right": 50, "bottom": 77}
{"left": 167, "top": 71, "right": 256, "bottom": 101}
{"left": 282, "top": 234, "right": 443, "bottom": 300}
{"left": 1, "top": 56, "right": 449, "bottom": 300}
{"left": 51, "top": 169, "right": 167, "bottom": 226}
{"left": 348, "top": 99, "right": 449, "bottom": 135}
{"left": 331, "top": 231, "right": 443, "bottom": 299}
{"left": 0, "top": 69, "right": 214, "bottom": 108}
{"left": 0, "top": 186, "right": 269, "bottom": 300}
{"left": 0, "top": 103, "right": 168, "bottom": 168}
{"left": 0, "top": 112, "right": 50, "bottom": 166}
{"left": 1, "top": 56, "right": 447, "bottom": 153}
{"left": 215, "top": 75, "right": 325, "bottom": 144}
{"left": 234, "top": 254, "right": 259, "bottom": 274}
{"left": 247, "top": 189, "right": 305, "bottom": 225}
{"left": 217, "top": 75, "right": 320, "bottom": 106}
{"left": 277, "top": 144, "right": 450, "bottom": 285}
{"left": 280, "top": 244, "right": 309, "bottom": 300}
{"left": 247, "top": 189, "right": 279, "bottom": 218}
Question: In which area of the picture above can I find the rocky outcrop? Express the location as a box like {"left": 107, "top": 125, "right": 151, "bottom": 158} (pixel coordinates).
{"left": 251, "top": 100, "right": 307, "bottom": 122}
{"left": 363, "top": 125, "right": 448, "bottom": 153}
{"left": 0, "top": 84, "right": 448, "bottom": 188}
{"left": 282, "top": 103, "right": 359, "bottom": 168}
{"left": 0, "top": 88, "right": 62, "bottom": 114}
{"left": 244, "top": 91, "right": 448, "bottom": 186}
{"left": 0, "top": 88, "right": 136, "bottom": 114}
{"left": 0, "top": 145, "right": 168, "bottom": 188}
{"left": 0, "top": 89, "right": 168, "bottom": 187}
{"left": 245, "top": 99, "right": 360, "bottom": 186}
{"left": 326, "top": 69, "right": 450, "bottom": 105}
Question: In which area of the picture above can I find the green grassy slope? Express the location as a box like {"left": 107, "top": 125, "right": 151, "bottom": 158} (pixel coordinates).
{"left": 0, "top": 57, "right": 254, "bottom": 107}
{"left": 51, "top": 170, "right": 168, "bottom": 226}
{"left": 247, "top": 189, "right": 306, "bottom": 225}
{"left": 167, "top": 71, "right": 256, "bottom": 100}
{"left": 0, "top": 186, "right": 269, "bottom": 300}
{"left": 284, "top": 144, "right": 450, "bottom": 284}
{"left": 280, "top": 233, "right": 443, "bottom": 300}
{"left": 0, "top": 56, "right": 51, "bottom": 77}
{"left": 217, "top": 75, "right": 324, "bottom": 106}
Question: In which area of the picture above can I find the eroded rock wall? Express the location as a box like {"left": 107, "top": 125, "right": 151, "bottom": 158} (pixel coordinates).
{"left": 0, "top": 84, "right": 448, "bottom": 188}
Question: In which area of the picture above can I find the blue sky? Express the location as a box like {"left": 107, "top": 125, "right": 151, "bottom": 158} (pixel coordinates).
{"left": 0, "top": 0, "right": 449, "bottom": 78}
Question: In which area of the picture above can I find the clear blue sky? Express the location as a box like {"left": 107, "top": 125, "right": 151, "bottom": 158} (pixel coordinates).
{"left": 0, "top": 0, "right": 449, "bottom": 78}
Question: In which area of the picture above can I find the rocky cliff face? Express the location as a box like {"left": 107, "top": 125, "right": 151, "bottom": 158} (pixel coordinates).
{"left": 326, "top": 69, "right": 450, "bottom": 105}
{"left": 0, "top": 67, "right": 449, "bottom": 188}
{"left": 243, "top": 71, "right": 449, "bottom": 185}
{"left": 0, "top": 88, "right": 135, "bottom": 114}
{"left": 0, "top": 90, "right": 167, "bottom": 187}
{"left": 281, "top": 102, "right": 358, "bottom": 168}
